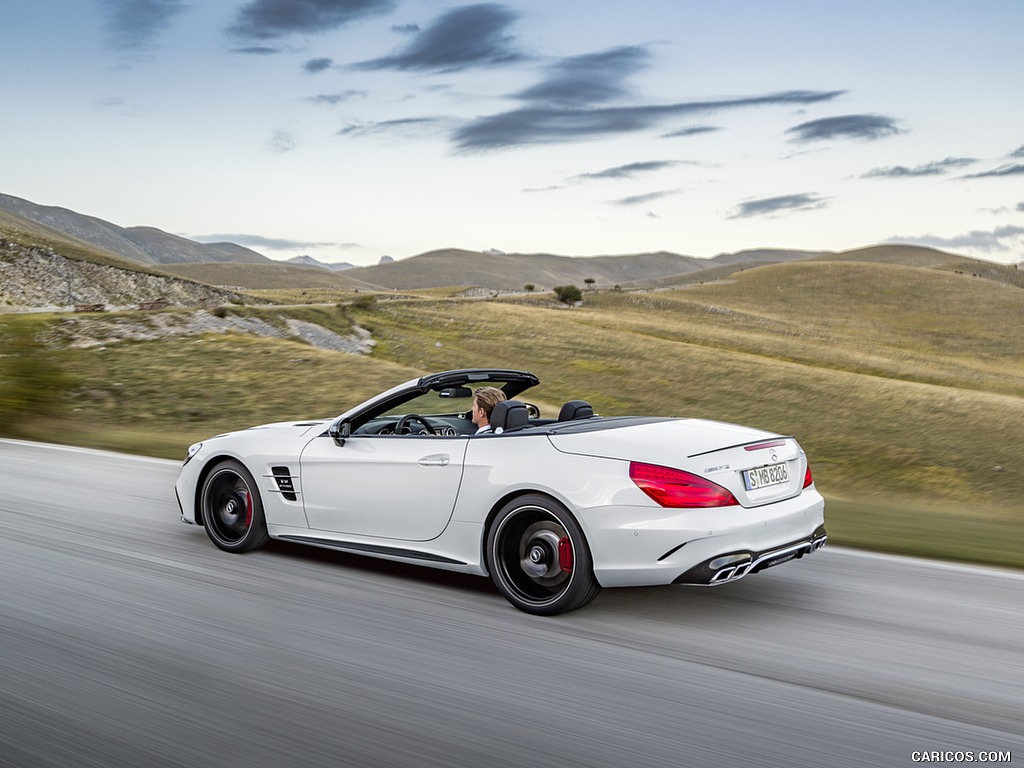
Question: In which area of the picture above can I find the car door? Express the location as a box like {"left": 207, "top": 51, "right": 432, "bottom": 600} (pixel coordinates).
{"left": 298, "top": 432, "right": 469, "bottom": 541}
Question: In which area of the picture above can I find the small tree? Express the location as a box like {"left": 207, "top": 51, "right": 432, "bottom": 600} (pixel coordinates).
{"left": 524, "top": 283, "right": 535, "bottom": 293}
{"left": 553, "top": 284, "right": 582, "bottom": 305}
{"left": 584, "top": 277, "right": 596, "bottom": 289}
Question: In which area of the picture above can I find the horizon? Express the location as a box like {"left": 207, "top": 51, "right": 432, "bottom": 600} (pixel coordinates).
{"left": 3, "top": 1, "right": 1022, "bottom": 267}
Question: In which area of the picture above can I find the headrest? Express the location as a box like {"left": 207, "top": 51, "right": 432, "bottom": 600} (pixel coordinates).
{"left": 489, "top": 400, "right": 529, "bottom": 433}
{"left": 558, "top": 400, "right": 594, "bottom": 421}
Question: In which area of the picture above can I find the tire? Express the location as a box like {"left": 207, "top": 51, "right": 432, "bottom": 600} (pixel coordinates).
{"left": 200, "top": 459, "right": 270, "bottom": 553}
{"left": 486, "top": 494, "right": 601, "bottom": 615}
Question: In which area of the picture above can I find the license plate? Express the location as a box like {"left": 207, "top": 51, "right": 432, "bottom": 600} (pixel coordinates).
{"left": 743, "top": 462, "right": 790, "bottom": 491}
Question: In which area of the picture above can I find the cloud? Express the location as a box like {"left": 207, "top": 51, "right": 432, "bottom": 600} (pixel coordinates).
{"left": 515, "top": 46, "right": 651, "bottom": 107}
{"left": 304, "top": 57, "right": 334, "bottom": 73}
{"left": 888, "top": 225, "right": 1024, "bottom": 253}
{"left": 269, "top": 129, "right": 297, "bottom": 153}
{"left": 862, "top": 156, "right": 977, "bottom": 178}
{"left": 611, "top": 190, "right": 682, "bottom": 206}
{"left": 1011, "top": 145, "right": 1024, "bottom": 158}
{"left": 338, "top": 117, "right": 447, "bottom": 139}
{"left": 352, "top": 4, "right": 523, "bottom": 72}
{"left": 729, "top": 193, "right": 828, "bottom": 219}
{"left": 391, "top": 23, "right": 419, "bottom": 34}
{"left": 786, "top": 114, "right": 902, "bottom": 142}
{"left": 453, "top": 90, "right": 844, "bottom": 151}
{"left": 99, "top": 0, "right": 186, "bottom": 51}
{"left": 1018, "top": 202, "right": 1024, "bottom": 213}
{"left": 228, "top": 0, "right": 395, "bottom": 40}
{"left": 575, "top": 160, "right": 681, "bottom": 181}
{"left": 193, "top": 234, "right": 338, "bottom": 250}
{"left": 232, "top": 45, "right": 279, "bottom": 55}
{"left": 961, "top": 163, "right": 1024, "bottom": 179}
{"left": 663, "top": 125, "right": 721, "bottom": 138}
{"left": 309, "top": 90, "right": 367, "bottom": 105}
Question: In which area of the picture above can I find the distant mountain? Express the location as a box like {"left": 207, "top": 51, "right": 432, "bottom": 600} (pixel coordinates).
{"left": 286, "top": 255, "right": 356, "bottom": 271}
{"left": 344, "top": 248, "right": 708, "bottom": 290}
{"left": 0, "top": 193, "right": 270, "bottom": 266}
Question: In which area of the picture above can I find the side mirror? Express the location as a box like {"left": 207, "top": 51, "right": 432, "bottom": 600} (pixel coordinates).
{"left": 329, "top": 419, "right": 352, "bottom": 447}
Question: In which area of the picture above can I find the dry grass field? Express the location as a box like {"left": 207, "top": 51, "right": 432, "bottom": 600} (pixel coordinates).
{"left": 2, "top": 254, "right": 1021, "bottom": 567}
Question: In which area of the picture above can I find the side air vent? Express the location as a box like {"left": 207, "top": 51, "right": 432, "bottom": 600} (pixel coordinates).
{"left": 271, "top": 466, "right": 298, "bottom": 501}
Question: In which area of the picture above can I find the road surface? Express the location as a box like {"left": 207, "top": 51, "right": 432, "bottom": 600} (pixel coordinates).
{"left": 0, "top": 439, "right": 1020, "bottom": 767}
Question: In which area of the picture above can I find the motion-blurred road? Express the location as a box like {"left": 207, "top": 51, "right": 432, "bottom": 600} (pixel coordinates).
{"left": 1, "top": 439, "right": 1020, "bottom": 768}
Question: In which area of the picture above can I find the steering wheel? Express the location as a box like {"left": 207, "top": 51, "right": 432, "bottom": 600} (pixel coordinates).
{"left": 394, "top": 414, "right": 437, "bottom": 435}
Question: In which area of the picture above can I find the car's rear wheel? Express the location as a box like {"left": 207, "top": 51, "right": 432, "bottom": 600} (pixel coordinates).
{"left": 487, "top": 494, "right": 601, "bottom": 615}
{"left": 201, "top": 459, "right": 270, "bottom": 553}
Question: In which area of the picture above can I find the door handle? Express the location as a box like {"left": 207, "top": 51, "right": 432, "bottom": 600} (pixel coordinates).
{"left": 418, "top": 454, "right": 451, "bottom": 467}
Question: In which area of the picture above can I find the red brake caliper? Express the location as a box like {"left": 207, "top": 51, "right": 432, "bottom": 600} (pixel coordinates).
{"left": 242, "top": 491, "right": 253, "bottom": 527}
{"left": 558, "top": 536, "right": 573, "bottom": 573}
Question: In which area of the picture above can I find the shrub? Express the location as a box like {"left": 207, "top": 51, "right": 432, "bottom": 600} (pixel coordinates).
{"left": 553, "top": 284, "right": 582, "bottom": 305}
{"left": 351, "top": 294, "right": 378, "bottom": 311}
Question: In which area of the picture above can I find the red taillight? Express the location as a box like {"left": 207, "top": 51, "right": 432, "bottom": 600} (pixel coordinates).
{"left": 803, "top": 462, "right": 814, "bottom": 488}
{"left": 629, "top": 462, "right": 739, "bottom": 508}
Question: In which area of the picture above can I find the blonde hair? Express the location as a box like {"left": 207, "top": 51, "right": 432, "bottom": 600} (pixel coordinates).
{"left": 473, "top": 386, "right": 506, "bottom": 419}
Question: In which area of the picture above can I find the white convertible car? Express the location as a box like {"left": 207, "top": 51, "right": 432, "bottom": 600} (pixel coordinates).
{"left": 175, "top": 368, "right": 826, "bottom": 614}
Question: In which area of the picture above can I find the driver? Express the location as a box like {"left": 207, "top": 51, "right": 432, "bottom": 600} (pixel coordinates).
{"left": 471, "top": 387, "right": 506, "bottom": 435}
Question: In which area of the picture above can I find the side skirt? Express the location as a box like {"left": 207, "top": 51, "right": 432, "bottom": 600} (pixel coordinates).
{"left": 277, "top": 534, "right": 467, "bottom": 565}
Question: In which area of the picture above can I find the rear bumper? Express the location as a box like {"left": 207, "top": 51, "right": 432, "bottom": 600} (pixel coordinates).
{"left": 583, "top": 488, "right": 825, "bottom": 587}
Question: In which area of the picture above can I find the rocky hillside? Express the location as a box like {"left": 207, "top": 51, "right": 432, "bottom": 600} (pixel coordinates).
{"left": 0, "top": 237, "right": 253, "bottom": 311}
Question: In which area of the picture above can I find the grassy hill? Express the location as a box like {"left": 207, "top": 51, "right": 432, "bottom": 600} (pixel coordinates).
{"left": 1, "top": 238, "right": 1021, "bottom": 567}
{"left": 343, "top": 248, "right": 705, "bottom": 290}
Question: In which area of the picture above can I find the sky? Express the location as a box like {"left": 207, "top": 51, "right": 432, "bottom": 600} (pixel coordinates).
{"left": 3, "top": 0, "right": 1023, "bottom": 267}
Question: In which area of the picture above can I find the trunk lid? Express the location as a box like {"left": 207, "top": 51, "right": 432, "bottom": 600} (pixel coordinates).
{"left": 548, "top": 418, "right": 807, "bottom": 507}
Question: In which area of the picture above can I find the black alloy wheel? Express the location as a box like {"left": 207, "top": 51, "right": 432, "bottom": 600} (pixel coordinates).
{"left": 200, "top": 459, "right": 270, "bottom": 553}
{"left": 487, "top": 494, "right": 601, "bottom": 615}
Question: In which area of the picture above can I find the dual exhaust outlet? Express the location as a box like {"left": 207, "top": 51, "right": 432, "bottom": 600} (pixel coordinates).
{"left": 707, "top": 533, "right": 827, "bottom": 585}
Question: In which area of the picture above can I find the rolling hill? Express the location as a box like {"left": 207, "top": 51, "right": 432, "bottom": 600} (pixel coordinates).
{"left": 0, "top": 193, "right": 269, "bottom": 265}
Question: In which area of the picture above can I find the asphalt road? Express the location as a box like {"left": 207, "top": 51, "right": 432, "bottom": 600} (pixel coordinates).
{"left": 1, "top": 439, "right": 1020, "bottom": 768}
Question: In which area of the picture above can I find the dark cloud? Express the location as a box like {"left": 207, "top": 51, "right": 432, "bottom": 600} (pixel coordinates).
{"left": 862, "top": 156, "right": 977, "bottom": 178}
{"left": 99, "top": 0, "right": 185, "bottom": 50}
{"left": 352, "top": 4, "right": 523, "bottom": 72}
{"left": 611, "top": 190, "right": 682, "bottom": 206}
{"left": 786, "top": 114, "right": 902, "bottom": 142}
{"left": 229, "top": 0, "right": 395, "bottom": 40}
{"left": 575, "top": 160, "right": 680, "bottom": 181}
{"left": 309, "top": 90, "right": 367, "bottom": 105}
{"left": 304, "top": 57, "right": 334, "bottom": 73}
{"left": 663, "top": 126, "right": 721, "bottom": 138}
{"left": 961, "top": 163, "right": 1024, "bottom": 179}
{"left": 729, "top": 193, "right": 828, "bottom": 219}
{"left": 1017, "top": 202, "right": 1024, "bottom": 213}
{"left": 515, "top": 46, "right": 650, "bottom": 107}
{"left": 193, "top": 234, "right": 337, "bottom": 250}
{"left": 454, "top": 90, "right": 844, "bottom": 151}
{"left": 232, "top": 45, "right": 279, "bottom": 55}
{"left": 391, "top": 23, "right": 419, "bottom": 34}
{"left": 888, "top": 225, "right": 1024, "bottom": 253}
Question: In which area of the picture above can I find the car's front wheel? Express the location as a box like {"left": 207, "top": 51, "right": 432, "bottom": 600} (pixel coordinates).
{"left": 486, "top": 495, "right": 601, "bottom": 615}
{"left": 200, "top": 459, "right": 270, "bottom": 553}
